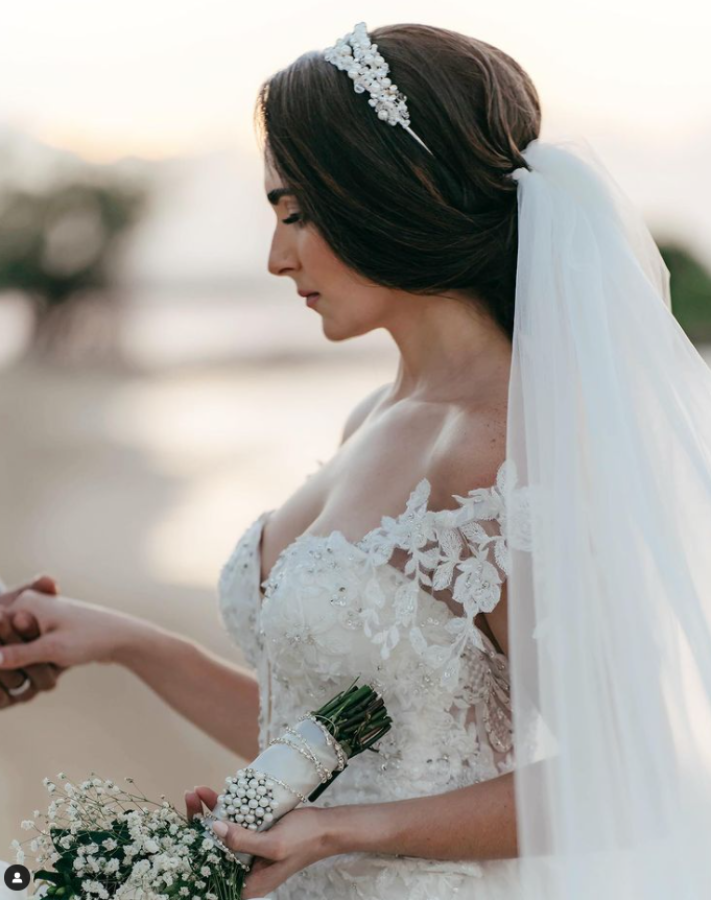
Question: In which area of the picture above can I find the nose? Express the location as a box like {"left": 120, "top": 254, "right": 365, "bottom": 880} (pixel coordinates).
{"left": 267, "top": 232, "right": 300, "bottom": 279}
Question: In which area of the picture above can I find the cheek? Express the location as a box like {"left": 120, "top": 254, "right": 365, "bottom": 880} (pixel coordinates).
{"left": 299, "top": 228, "right": 353, "bottom": 284}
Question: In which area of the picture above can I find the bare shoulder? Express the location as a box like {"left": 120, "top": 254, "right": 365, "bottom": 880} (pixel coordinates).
{"left": 339, "top": 382, "right": 392, "bottom": 446}
{"left": 427, "top": 401, "right": 507, "bottom": 508}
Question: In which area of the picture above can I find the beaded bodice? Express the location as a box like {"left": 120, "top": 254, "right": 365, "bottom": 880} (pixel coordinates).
{"left": 218, "top": 458, "right": 532, "bottom": 807}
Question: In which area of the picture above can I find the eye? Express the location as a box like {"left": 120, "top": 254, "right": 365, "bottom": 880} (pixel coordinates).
{"left": 281, "top": 212, "right": 307, "bottom": 227}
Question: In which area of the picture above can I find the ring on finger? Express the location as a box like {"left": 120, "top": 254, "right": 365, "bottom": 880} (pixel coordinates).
{"left": 8, "top": 675, "right": 32, "bottom": 697}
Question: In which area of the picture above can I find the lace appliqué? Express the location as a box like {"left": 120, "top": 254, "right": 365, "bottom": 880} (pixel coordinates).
{"left": 359, "top": 458, "right": 530, "bottom": 692}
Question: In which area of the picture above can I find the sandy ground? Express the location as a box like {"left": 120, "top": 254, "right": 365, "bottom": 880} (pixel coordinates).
{"left": 0, "top": 352, "right": 395, "bottom": 868}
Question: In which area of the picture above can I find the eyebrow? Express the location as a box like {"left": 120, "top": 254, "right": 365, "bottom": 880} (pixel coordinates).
{"left": 266, "top": 188, "right": 295, "bottom": 206}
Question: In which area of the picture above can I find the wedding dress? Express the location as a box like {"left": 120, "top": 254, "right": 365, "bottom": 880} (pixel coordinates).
{"left": 218, "top": 456, "right": 534, "bottom": 899}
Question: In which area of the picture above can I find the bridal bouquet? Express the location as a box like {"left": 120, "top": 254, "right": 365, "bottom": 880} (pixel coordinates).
{"left": 13, "top": 678, "right": 391, "bottom": 899}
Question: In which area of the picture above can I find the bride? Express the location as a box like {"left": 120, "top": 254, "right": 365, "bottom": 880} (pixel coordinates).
{"left": 3, "top": 20, "right": 710, "bottom": 900}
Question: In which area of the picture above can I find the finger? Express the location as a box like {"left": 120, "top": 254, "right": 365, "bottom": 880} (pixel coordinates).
{"left": 0, "top": 636, "right": 57, "bottom": 669}
{"left": 184, "top": 790, "right": 204, "bottom": 823}
{"left": 210, "top": 819, "right": 280, "bottom": 860}
{"left": 30, "top": 575, "right": 58, "bottom": 596}
{"left": 0, "top": 610, "right": 59, "bottom": 692}
{"left": 195, "top": 785, "right": 220, "bottom": 811}
{"left": 0, "top": 575, "right": 56, "bottom": 609}
{"left": 11, "top": 610, "right": 41, "bottom": 640}
{"left": 0, "top": 613, "right": 29, "bottom": 690}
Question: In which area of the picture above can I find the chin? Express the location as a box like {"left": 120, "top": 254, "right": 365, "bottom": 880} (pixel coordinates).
{"left": 322, "top": 316, "right": 378, "bottom": 342}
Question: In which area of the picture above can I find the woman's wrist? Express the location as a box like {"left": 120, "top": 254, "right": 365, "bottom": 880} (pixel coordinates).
{"left": 319, "top": 802, "right": 384, "bottom": 857}
{"left": 107, "top": 612, "right": 162, "bottom": 669}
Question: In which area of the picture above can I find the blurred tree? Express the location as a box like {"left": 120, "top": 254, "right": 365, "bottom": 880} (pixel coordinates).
{"left": 658, "top": 241, "right": 711, "bottom": 343}
{"left": 0, "top": 174, "right": 148, "bottom": 360}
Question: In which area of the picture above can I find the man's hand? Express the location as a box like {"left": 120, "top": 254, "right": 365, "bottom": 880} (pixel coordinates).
{"left": 0, "top": 575, "right": 65, "bottom": 708}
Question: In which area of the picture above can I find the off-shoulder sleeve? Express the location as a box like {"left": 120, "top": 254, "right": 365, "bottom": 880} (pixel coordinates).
{"left": 359, "top": 459, "right": 529, "bottom": 690}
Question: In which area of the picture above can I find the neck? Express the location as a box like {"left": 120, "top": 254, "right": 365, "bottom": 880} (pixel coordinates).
{"left": 382, "top": 292, "right": 512, "bottom": 404}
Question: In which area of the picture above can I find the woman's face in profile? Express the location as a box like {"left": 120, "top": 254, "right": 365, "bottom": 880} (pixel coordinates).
{"left": 264, "top": 156, "right": 397, "bottom": 342}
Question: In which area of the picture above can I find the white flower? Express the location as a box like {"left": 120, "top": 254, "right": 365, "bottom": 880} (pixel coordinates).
{"left": 200, "top": 866, "right": 211, "bottom": 878}
{"left": 21, "top": 820, "right": 35, "bottom": 830}
{"left": 143, "top": 839, "right": 160, "bottom": 854}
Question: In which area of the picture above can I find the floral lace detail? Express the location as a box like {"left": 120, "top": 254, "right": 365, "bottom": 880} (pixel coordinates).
{"left": 356, "top": 457, "right": 531, "bottom": 691}
{"left": 217, "top": 458, "right": 534, "bottom": 897}
{"left": 267, "top": 851, "right": 525, "bottom": 900}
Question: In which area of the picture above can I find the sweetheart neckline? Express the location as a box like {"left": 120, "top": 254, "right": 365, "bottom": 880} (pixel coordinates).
{"left": 251, "top": 508, "right": 509, "bottom": 662}
{"left": 257, "top": 460, "right": 509, "bottom": 600}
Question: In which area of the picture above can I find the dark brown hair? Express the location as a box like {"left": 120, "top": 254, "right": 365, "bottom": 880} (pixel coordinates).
{"left": 254, "top": 23, "right": 541, "bottom": 340}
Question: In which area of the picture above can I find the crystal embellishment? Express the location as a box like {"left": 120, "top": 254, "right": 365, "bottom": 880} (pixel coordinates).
{"left": 323, "top": 21, "right": 434, "bottom": 156}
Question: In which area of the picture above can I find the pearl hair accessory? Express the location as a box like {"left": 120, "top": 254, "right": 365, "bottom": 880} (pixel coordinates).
{"left": 323, "top": 21, "right": 434, "bottom": 156}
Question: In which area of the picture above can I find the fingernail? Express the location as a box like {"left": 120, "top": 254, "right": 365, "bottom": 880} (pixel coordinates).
{"left": 211, "top": 821, "right": 228, "bottom": 837}
{"left": 0, "top": 651, "right": 4, "bottom": 664}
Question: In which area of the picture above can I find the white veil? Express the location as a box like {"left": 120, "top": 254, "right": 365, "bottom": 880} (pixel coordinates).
{"left": 504, "top": 136, "right": 711, "bottom": 898}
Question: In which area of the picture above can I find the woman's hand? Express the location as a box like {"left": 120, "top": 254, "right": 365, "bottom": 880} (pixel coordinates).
{"left": 0, "top": 575, "right": 65, "bottom": 706}
{"left": 0, "top": 588, "right": 137, "bottom": 671}
{"left": 185, "top": 785, "right": 336, "bottom": 900}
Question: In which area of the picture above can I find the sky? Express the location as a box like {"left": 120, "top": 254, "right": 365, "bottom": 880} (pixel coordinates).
{"left": 1, "top": 0, "right": 708, "bottom": 161}
{"left": 0, "top": 0, "right": 709, "bottom": 281}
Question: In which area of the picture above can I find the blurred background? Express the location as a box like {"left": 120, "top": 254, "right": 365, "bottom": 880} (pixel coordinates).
{"left": 1, "top": 0, "right": 710, "bottom": 868}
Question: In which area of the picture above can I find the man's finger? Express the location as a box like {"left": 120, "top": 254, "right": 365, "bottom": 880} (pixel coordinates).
{"left": 0, "top": 613, "right": 30, "bottom": 692}
{"left": 31, "top": 575, "right": 58, "bottom": 595}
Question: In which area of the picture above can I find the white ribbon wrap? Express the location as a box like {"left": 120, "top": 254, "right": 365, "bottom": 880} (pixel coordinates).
{"left": 206, "top": 717, "right": 344, "bottom": 870}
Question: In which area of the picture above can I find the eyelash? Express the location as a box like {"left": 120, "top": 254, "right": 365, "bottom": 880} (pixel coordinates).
{"left": 282, "top": 212, "right": 307, "bottom": 227}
